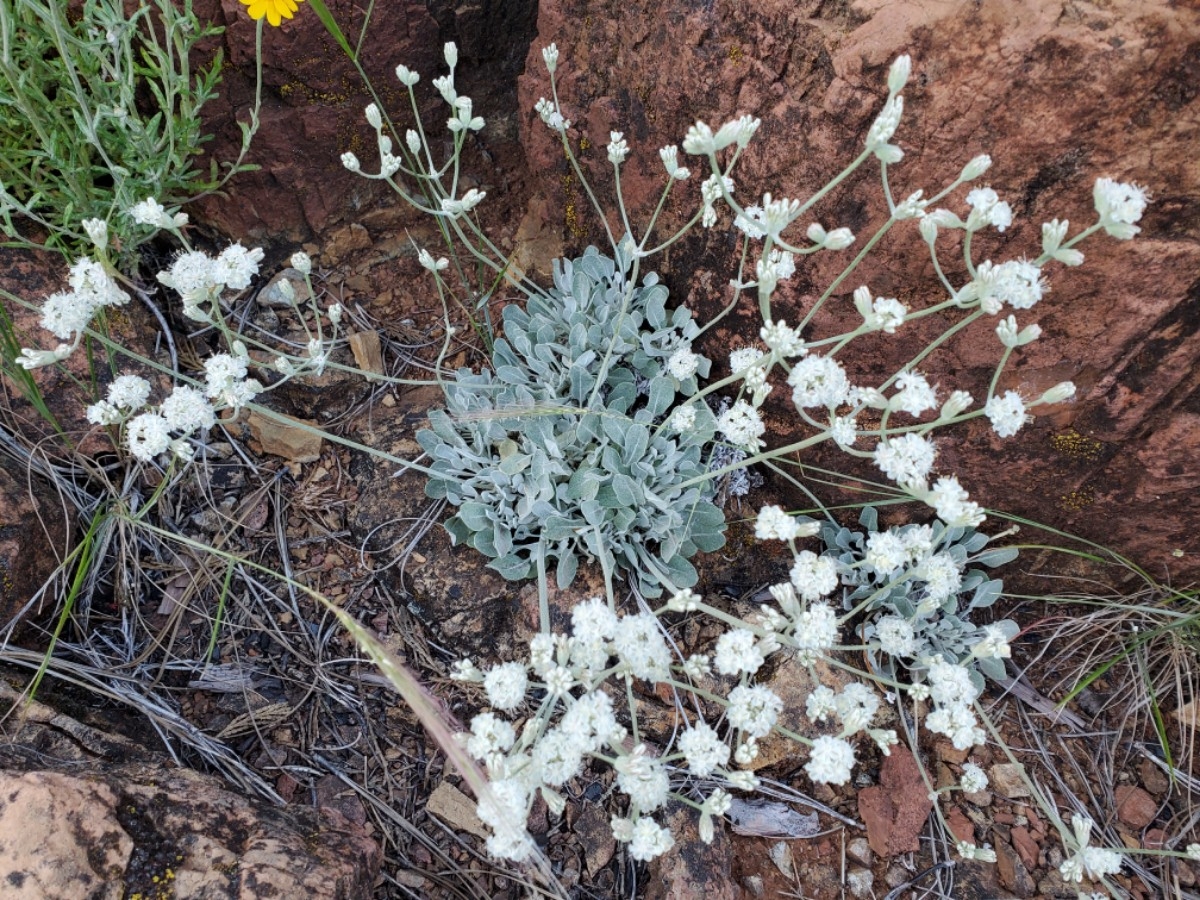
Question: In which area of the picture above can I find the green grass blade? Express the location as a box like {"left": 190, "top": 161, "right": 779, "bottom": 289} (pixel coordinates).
{"left": 27, "top": 504, "right": 106, "bottom": 704}
{"left": 306, "top": 0, "right": 355, "bottom": 61}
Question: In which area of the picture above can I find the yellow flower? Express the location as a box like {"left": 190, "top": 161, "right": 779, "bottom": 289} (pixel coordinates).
{"left": 240, "top": 0, "right": 304, "bottom": 27}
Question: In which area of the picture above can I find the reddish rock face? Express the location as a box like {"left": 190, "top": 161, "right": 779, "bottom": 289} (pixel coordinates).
{"left": 0, "top": 695, "right": 381, "bottom": 900}
{"left": 187, "top": 0, "right": 1199, "bottom": 579}
{"left": 514, "top": 0, "right": 1200, "bottom": 580}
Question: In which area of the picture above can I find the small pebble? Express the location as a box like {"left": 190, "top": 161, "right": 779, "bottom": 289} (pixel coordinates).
{"left": 846, "top": 867, "right": 874, "bottom": 899}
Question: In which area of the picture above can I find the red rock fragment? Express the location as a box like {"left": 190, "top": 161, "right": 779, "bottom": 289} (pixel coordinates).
{"left": 1010, "top": 825, "right": 1040, "bottom": 871}
{"left": 944, "top": 805, "right": 974, "bottom": 846}
{"left": 857, "top": 750, "right": 934, "bottom": 857}
{"left": 1143, "top": 828, "right": 1167, "bottom": 850}
{"left": 1115, "top": 785, "right": 1159, "bottom": 830}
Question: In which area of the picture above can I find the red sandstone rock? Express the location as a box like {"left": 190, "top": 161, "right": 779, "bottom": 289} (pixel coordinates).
{"left": 858, "top": 749, "right": 934, "bottom": 857}
{"left": 646, "top": 800, "right": 737, "bottom": 900}
{"left": 1011, "top": 824, "right": 1040, "bottom": 871}
{"left": 1115, "top": 784, "right": 1159, "bottom": 830}
{"left": 0, "top": 690, "right": 381, "bottom": 900}
{"left": 945, "top": 804, "right": 975, "bottom": 846}
{"left": 0, "top": 455, "right": 71, "bottom": 632}
{"left": 165, "top": 0, "right": 1200, "bottom": 581}
{"left": 996, "top": 837, "right": 1037, "bottom": 898}
{"left": 515, "top": 0, "right": 1200, "bottom": 581}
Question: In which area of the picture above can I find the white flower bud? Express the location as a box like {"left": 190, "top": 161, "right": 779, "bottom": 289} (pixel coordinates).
{"left": 852, "top": 285, "right": 872, "bottom": 319}
{"left": 940, "top": 390, "right": 973, "bottom": 419}
{"left": 16, "top": 345, "right": 72, "bottom": 369}
{"left": 996, "top": 315, "right": 1020, "bottom": 348}
{"left": 960, "top": 154, "right": 992, "bottom": 181}
{"left": 928, "top": 208, "right": 965, "bottom": 229}
{"left": 364, "top": 103, "right": 382, "bottom": 130}
{"left": 658, "top": 144, "right": 679, "bottom": 176}
{"left": 1042, "top": 218, "right": 1085, "bottom": 266}
{"left": 993, "top": 314, "right": 1041, "bottom": 348}
{"left": 341, "top": 152, "right": 361, "bottom": 172}
{"left": 682, "top": 121, "right": 716, "bottom": 156}
{"left": 291, "top": 251, "right": 312, "bottom": 275}
{"left": 607, "top": 131, "right": 629, "bottom": 165}
{"left": 443, "top": 42, "right": 458, "bottom": 69}
{"left": 1039, "top": 381, "right": 1077, "bottom": 404}
{"left": 887, "top": 55, "right": 912, "bottom": 94}
{"left": 433, "top": 75, "right": 456, "bottom": 105}
{"left": 894, "top": 189, "right": 926, "bottom": 220}
{"left": 278, "top": 279, "right": 295, "bottom": 303}
{"left": 541, "top": 43, "right": 559, "bottom": 74}
{"left": 418, "top": 248, "right": 449, "bottom": 272}
{"left": 1017, "top": 323, "right": 1042, "bottom": 344}
{"left": 440, "top": 188, "right": 487, "bottom": 218}
{"left": 919, "top": 216, "right": 938, "bottom": 244}
{"left": 395, "top": 65, "right": 419, "bottom": 87}
{"left": 823, "top": 228, "right": 854, "bottom": 250}
{"left": 327, "top": 303, "right": 343, "bottom": 325}
{"left": 806, "top": 223, "right": 828, "bottom": 245}
{"left": 82, "top": 218, "right": 108, "bottom": 249}
{"left": 406, "top": 129, "right": 421, "bottom": 155}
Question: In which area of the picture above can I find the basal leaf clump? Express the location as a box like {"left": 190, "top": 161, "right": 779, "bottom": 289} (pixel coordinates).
{"left": 417, "top": 246, "right": 726, "bottom": 595}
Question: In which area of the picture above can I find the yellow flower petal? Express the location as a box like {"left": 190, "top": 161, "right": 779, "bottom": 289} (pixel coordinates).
{"left": 239, "top": 0, "right": 305, "bottom": 26}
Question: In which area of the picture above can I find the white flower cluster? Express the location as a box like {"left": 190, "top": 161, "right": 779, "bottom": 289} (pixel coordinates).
{"left": 964, "top": 187, "right": 1013, "bottom": 233}
{"left": 699, "top": 173, "right": 735, "bottom": 228}
{"left": 204, "top": 353, "right": 263, "bottom": 413}
{"left": 666, "top": 345, "right": 700, "bottom": 381}
{"left": 853, "top": 285, "right": 907, "bottom": 334}
{"left": 85, "top": 352, "right": 270, "bottom": 463}
{"left": 157, "top": 242, "right": 264, "bottom": 321}
{"left": 921, "top": 655, "right": 986, "bottom": 750}
{"left": 18, "top": 257, "right": 131, "bottom": 369}
{"left": 959, "top": 761, "right": 989, "bottom": 794}
{"left": 754, "top": 505, "right": 820, "bottom": 542}
{"left": 40, "top": 206, "right": 351, "bottom": 466}
{"left": 130, "top": 197, "right": 188, "bottom": 231}
{"left": 85, "top": 374, "right": 152, "bottom": 426}
{"left": 789, "top": 355, "right": 851, "bottom": 410}
{"left": 983, "top": 390, "right": 1029, "bottom": 438}
{"left": 874, "top": 432, "right": 937, "bottom": 489}
{"left": 347, "top": 45, "right": 486, "bottom": 184}
{"left": 452, "top": 500, "right": 1036, "bottom": 867}
{"left": 450, "top": 595, "right": 782, "bottom": 862}
{"left": 1058, "top": 814, "right": 1123, "bottom": 884}
{"left": 716, "top": 399, "right": 765, "bottom": 451}
{"left": 84, "top": 373, "right": 216, "bottom": 463}
{"left": 1093, "top": 178, "right": 1147, "bottom": 240}
{"left": 969, "top": 258, "right": 1046, "bottom": 313}
{"left": 534, "top": 96, "right": 571, "bottom": 133}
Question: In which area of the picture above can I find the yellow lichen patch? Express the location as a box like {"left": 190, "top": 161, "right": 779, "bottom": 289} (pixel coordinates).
{"left": 578, "top": 136, "right": 591, "bottom": 153}
{"left": 1059, "top": 488, "right": 1094, "bottom": 511}
{"left": 560, "top": 174, "right": 587, "bottom": 240}
{"left": 728, "top": 45, "right": 743, "bottom": 64}
{"left": 1051, "top": 429, "right": 1102, "bottom": 462}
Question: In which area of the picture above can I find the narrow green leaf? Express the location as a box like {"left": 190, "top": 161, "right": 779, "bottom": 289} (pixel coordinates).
{"left": 307, "top": 0, "right": 356, "bottom": 60}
